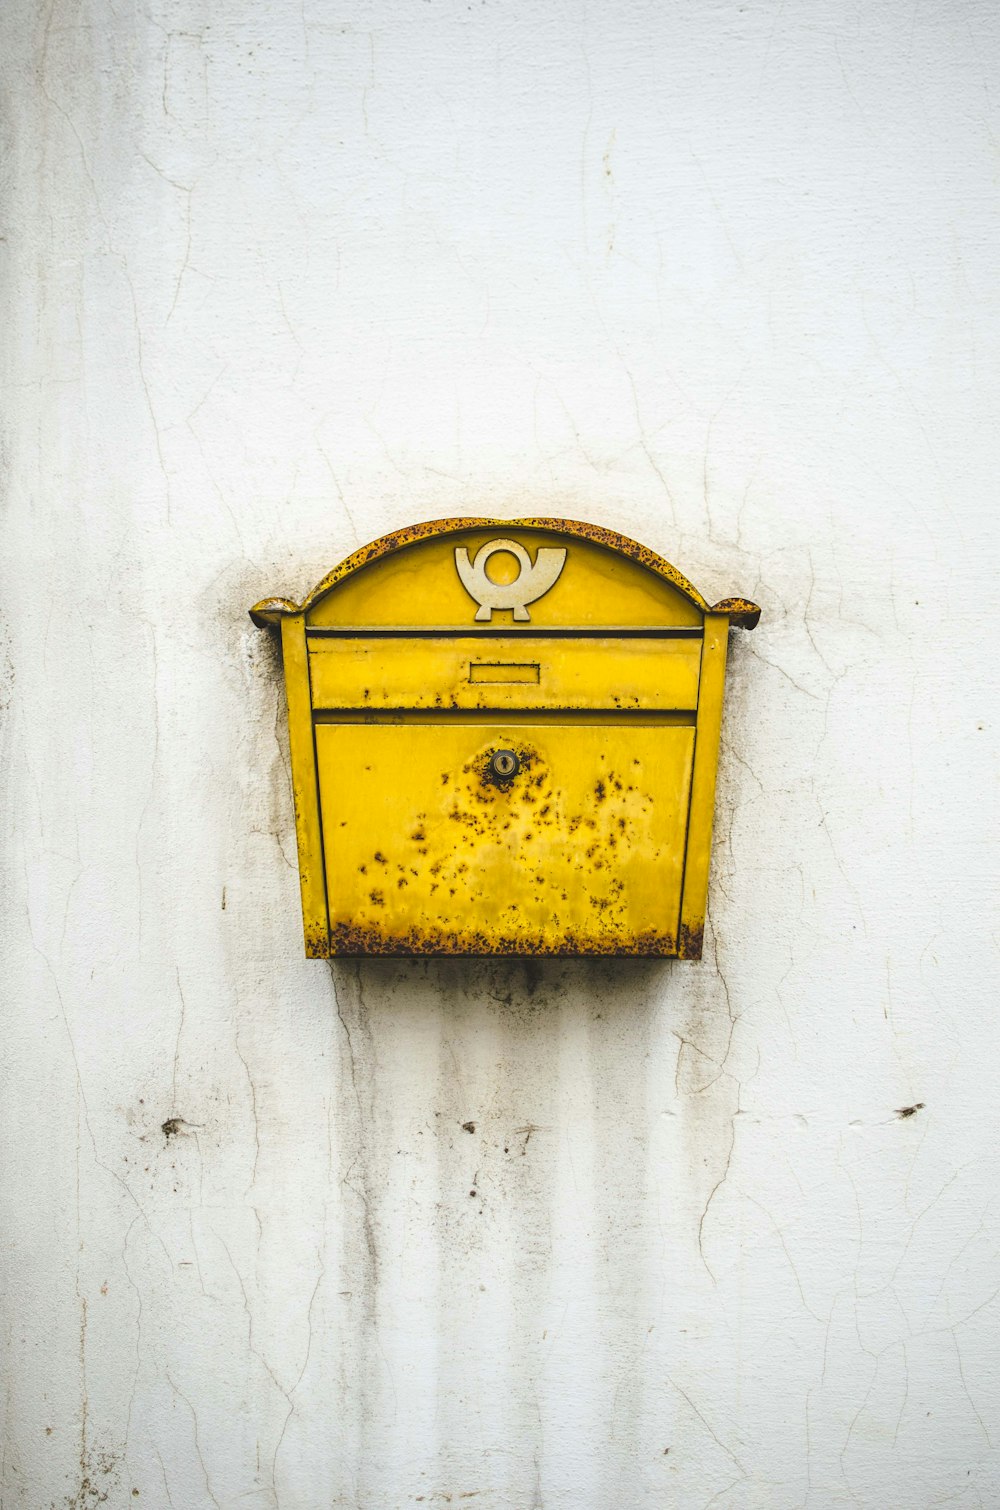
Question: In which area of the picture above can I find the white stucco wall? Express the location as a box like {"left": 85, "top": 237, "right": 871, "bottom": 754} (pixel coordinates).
{"left": 3, "top": 1, "right": 999, "bottom": 1505}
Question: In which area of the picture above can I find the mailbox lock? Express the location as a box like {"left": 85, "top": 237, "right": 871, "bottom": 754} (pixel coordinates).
{"left": 489, "top": 749, "right": 520, "bottom": 781}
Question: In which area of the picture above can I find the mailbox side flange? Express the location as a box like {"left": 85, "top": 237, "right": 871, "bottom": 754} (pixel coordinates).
{"left": 279, "top": 614, "right": 331, "bottom": 957}
{"left": 677, "top": 612, "right": 729, "bottom": 959}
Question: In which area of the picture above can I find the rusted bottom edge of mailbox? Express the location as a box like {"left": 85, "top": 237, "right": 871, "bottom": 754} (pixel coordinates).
{"left": 312, "top": 922, "right": 704, "bottom": 959}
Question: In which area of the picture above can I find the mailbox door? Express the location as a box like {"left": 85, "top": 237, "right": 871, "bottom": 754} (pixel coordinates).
{"left": 314, "top": 718, "right": 696, "bottom": 955}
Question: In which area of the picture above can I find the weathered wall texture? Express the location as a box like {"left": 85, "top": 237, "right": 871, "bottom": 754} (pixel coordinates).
{"left": 2, "top": 1, "right": 999, "bottom": 1505}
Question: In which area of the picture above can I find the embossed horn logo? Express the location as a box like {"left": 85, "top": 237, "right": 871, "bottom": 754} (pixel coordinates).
{"left": 454, "top": 538, "right": 567, "bottom": 622}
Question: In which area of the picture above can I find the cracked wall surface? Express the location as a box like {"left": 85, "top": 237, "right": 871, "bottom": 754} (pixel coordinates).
{"left": 2, "top": 0, "right": 999, "bottom": 1505}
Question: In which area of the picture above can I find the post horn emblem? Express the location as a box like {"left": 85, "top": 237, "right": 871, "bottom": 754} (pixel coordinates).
{"left": 454, "top": 538, "right": 567, "bottom": 622}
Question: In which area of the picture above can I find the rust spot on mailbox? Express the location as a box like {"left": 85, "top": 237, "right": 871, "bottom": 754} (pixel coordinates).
{"left": 249, "top": 518, "right": 759, "bottom": 958}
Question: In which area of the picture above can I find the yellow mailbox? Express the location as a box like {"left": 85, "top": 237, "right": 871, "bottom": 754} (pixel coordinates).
{"left": 250, "top": 519, "right": 759, "bottom": 958}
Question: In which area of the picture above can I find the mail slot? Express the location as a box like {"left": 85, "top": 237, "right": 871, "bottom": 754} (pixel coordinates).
{"left": 469, "top": 663, "right": 539, "bottom": 684}
{"left": 250, "top": 518, "right": 759, "bottom": 958}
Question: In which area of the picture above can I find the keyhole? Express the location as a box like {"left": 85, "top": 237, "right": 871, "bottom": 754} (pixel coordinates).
{"left": 489, "top": 749, "right": 520, "bottom": 780}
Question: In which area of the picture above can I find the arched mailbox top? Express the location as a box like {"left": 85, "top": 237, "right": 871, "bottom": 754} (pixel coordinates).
{"left": 249, "top": 517, "right": 761, "bottom": 631}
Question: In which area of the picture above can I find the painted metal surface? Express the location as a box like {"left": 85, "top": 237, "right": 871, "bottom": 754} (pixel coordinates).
{"left": 250, "top": 519, "right": 759, "bottom": 957}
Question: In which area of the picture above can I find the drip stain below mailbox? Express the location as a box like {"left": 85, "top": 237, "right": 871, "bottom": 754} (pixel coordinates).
{"left": 249, "top": 517, "right": 759, "bottom": 958}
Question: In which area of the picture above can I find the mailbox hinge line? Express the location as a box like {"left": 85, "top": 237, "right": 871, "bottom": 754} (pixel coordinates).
{"left": 310, "top": 708, "right": 698, "bottom": 726}
{"left": 304, "top": 625, "right": 705, "bottom": 639}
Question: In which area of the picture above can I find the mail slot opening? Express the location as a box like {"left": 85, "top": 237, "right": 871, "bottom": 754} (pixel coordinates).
{"left": 469, "top": 662, "right": 540, "bottom": 684}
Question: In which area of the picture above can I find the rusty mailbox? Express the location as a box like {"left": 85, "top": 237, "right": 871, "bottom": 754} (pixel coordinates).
{"left": 250, "top": 519, "right": 759, "bottom": 958}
